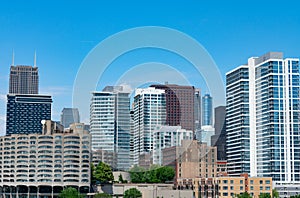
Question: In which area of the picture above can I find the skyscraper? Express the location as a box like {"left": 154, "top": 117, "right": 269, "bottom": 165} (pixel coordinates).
{"left": 194, "top": 88, "right": 201, "bottom": 131}
{"left": 226, "top": 52, "right": 300, "bottom": 194}
{"left": 90, "top": 86, "right": 130, "bottom": 170}
{"left": 211, "top": 106, "right": 226, "bottom": 160}
{"left": 226, "top": 65, "right": 250, "bottom": 176}
{"left": 202, "top": 94, "right": 213, "bottom": 126}
{"left": 132, "top": 87, "right": 166, "bottom": 165}
{"left": 150, "top": 84, "right": 195, "bottom": 132}
{"left": 60, "top": 108, "right": 80, "bottom": 128}
{"left": 9, "top": 65, "right": 39, "bottom": 94}
{"left": 6, "top": 94, "right": 52, "bottom": 134}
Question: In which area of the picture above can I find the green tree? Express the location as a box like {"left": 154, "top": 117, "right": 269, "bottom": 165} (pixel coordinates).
{"left": 235, "top": 192, "right": 251, "bottom": 198}
{"left": 290, "top": 195, "right": 300, "bottom": 198}
{"left": 94, "top": 193, "right": 112, "bottom": 198}
{"left": 259, "top": 193, "right": 271, "bottom": 198}
{"left": 129, "top": 165, "right": 175, "bottom": 183}
{"left": 94, "top": 162, "right": 114, "bottom": 183}
{"left": 156, "top": 166, "right": 175, "bottom": 182}
{"left": 129, "top": 165, "right": 146, "bottom": 183}
{"left": 119, "top": 174, "right": 124, "bottom": 183}
{"left": 59, "top": 187, "right": 84, "bottom": 198}
{"left": 124, "top": 188, "right": 142, "bottom": 198}
{"left": 272, "top": 189, "right": 279, "bottom": 198}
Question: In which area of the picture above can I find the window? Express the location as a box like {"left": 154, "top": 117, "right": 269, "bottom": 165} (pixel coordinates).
{"left": 223, "top": 180, "right": 228, "bottom": 184}
{"left": 240, "top": 180, "right": 243, "bottom": 184}
{"left": 223, "top": 186, "right": 228, "bottom": 190}
{"left": 230, "top": 186, "right": 234, "bottom": 190}
{"left": 260, "top": 186, "right": 263, "bottom": 190}
{"left": 250, "top": 180, "right": 253, "bottom": 184}
{"left": 266, "top": 186, "right": 270, "bottom": 190}
{"left": 266, "top": 180, "right": 270, "bottom": 184}
{"left": 223, "top": 193, "right": 228, "bottom": 196}
{"left": 240, "top": 186, "right": 243, "bottom": 190}
{"left": 250, "top": 186, "right": 253, "bottom": 190}
{"left": 230, "top": 180, "right": 234, "bottom": 184}
{"left": 260, "top": 180, "right": 263, "bottom": 184}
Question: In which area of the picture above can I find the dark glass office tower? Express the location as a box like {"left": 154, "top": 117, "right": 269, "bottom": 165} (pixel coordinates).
{"left": 6, "top": 94, "right": 52, "bottom": 134}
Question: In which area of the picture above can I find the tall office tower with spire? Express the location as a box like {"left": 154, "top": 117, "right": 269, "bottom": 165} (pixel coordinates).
{"left": 226, "top": 52, "right": 300, "bottom": 195}
{"left": 132, "top": 87, "right": 166, "bottom": 165}
{"left": 6, "top": 53, "right": 52, "bottom": 135}
{"left": 90, "top": 86, "right": 131, "bottom": 170}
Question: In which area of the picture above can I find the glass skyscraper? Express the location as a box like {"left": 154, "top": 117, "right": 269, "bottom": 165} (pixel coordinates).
{"left": 226, "top": 52, "right": 300, "bottom": 194}
{"left": 226, "top": 66, "right": 250, "bottom": 175}
{"left": 202, "top": 94, "right": 212, "bottom": 126}
{"left": 90, "top": 86, "right": 130, "bottom": 170}
{"left": 6, "top": 94, "right": 52, "bottom": 134}
{"left": 60, "top": 108, "right": 80, "bottom": 128}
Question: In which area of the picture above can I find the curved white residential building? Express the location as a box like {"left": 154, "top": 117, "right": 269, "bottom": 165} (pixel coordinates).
{"left": 0, "top": 121, "right": 91, "bottom": 197}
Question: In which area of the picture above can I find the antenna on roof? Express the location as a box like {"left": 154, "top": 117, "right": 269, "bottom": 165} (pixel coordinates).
{"left": 34, "top": 50, "right": 37, "bottom": 67}
{"left": 12, "top": 49, "right": 15, "bottom": 66}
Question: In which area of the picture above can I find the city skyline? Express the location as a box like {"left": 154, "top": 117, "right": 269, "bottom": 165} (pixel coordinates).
{"left": 0, "top": 1, "right": 300, "bottom": 134}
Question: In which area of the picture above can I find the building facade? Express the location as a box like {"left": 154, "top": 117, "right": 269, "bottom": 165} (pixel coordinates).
{"left": 150, "top": 84, "right": 195, "bottom": 132}
{"left": 226, "top": 65, "right": 250, "bottom": 176}
{"left": 6, "top": 94, "right": 52, "bottom": 135}
{"left": 60, "top": 108, "right": 80, "bottom": 128}
{"left": 0, "top": 120, "right": 90, "bottom": 197}
{"left": 90, "top": 86, "right": 130, "bottom": 170}
{"left": 211, "top": 106, "right": 226, "bottom": 160}
{"left": 227, "top": 52, "right": 300, "bottom": 195}
{"left": 202, "top": 94, "right": 213, "bottom": 126}
{"left": 152, "top": 126, "right": 193, "bottom": 165}
{"left": 9, "top": 65, "right": 39, "bottom": 94}
{"left": 175, "top": 140, "right": 217, "bottom": 179}
{"left": 177, "top": 174, "right": 272, "bottom": 198}
{"left": 132, "top": 87, "right": 166, "bottom": 165}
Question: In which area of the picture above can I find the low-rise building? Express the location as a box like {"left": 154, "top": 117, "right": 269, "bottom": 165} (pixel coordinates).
{"left": 176, "top": 174, "right": 272, "bottom": 198}
{"left": 176, "top": 140, "right": 217, "bottom": 179}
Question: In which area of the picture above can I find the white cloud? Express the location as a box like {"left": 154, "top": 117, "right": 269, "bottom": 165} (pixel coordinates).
{"left": 40, "top": 86, "right": 72, "bottom": 96}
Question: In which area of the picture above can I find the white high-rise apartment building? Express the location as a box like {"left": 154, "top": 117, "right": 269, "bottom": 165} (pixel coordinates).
{"left": 152, "top": 125, "right": 193, "bottom": 165}
{"left": 226, "top": 52, "right": 300, "bottom": 195}
{"left": 132, "top": 87, "right": 166, "bottom": 165}
{"left": 90, "top": 86, "right": 130, "bottom": 170}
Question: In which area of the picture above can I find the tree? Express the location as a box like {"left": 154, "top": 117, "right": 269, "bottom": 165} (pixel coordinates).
{"left": 124, "top": 188, "right": 142, "bottom": 198}
{"left": 235, "top": 192, "right": 251, "bottom": 198}
{"left": 94, "top": 162, "right": 114, "bottom": 183}
{"left": 272, "top": 189, "right": 279, "bottom": 198}
{"left": 259, "top": 193, "right": 271, "bottom": 198}
{"left": 59, "top": 187, "right": 84, "bottom": 198}
{"left": 129, "top": 165, "right": 147, "bottom": 183}
{"left": 119, "top": 174, "right": 124, "bottom": 183}
{"left": 129, "top": 165, "right": 175, "bottom": 183}
{"left": 156, "top": 166, "right": 175, "bottom": 182}
{"left": 290, "top": 195, "right": 300, "bottom": 198}
{"left": 94, "top": 193, "right": 112, "bottom": 198}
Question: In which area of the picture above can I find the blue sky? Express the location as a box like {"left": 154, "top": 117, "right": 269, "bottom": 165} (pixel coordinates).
{"left": 0, "top": 0, "right": 299, "bottom": 130}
